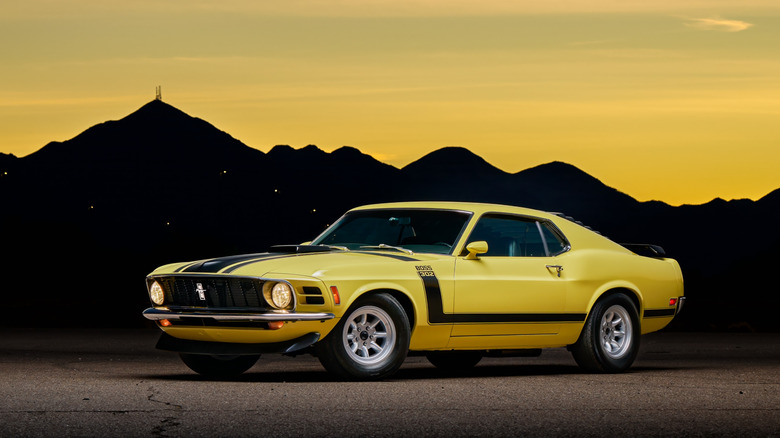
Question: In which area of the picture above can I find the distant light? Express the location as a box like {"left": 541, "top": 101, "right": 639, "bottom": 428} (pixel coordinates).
{"left": 311, "top": 209, "right": 317, "bottom": 213}
{"left": 89, "top": 205, "right": 94, "bottom": 210}
{"left": 221, "top": 170, "right": 228, "bottom": 175}
{"left": 274, "top": 189, "right": 279, "bottom": 193}
{"left": 165, "top": 221, "right": 171, "bottom": 226}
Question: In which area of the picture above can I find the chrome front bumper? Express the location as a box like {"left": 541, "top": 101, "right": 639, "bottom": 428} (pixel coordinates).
{"left": 143, "top": 307, "right": 335, "bottom": 322}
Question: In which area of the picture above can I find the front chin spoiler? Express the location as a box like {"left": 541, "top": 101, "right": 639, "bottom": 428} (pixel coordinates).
{"left": 155, "top": 331, "right": 321, "bottom": 355}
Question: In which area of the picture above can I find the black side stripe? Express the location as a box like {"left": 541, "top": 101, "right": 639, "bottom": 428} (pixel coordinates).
{"left": 418, "top": 270, "right": 586, "bottom": 324}
{"left": 644, "top": 309, "right": 676, "bottom": 318}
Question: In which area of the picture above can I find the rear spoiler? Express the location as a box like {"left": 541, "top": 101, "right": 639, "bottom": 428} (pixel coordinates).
{"left": 620, "top": 243, "right": 666, "bottom": 258}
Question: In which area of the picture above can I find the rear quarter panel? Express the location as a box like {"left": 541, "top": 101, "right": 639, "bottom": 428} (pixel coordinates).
{"left": 553, "top": 220, "right": 684, "bottom": 338}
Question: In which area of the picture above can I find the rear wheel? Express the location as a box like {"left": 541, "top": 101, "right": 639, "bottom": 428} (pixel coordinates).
{"left": 570, "top": 294, "right": 640, "bottom": 373}
{"left": 316, "top": 293, "right": 410, "bottom": 380}
{"left": 179, "top": 353, "right": 260, "bottom": 379}
{"left": 426, "top": 351, "right": 483, "bottom": 373}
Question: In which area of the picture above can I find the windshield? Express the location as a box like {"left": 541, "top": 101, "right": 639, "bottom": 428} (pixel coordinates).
{"left": 312, "top": 209, "right": 472, "bottom": 255}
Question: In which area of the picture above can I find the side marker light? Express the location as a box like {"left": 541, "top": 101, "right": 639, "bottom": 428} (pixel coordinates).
{"left": 330, "top": 286, "right": 341, "bottom": 305}
{"left": 669, "top": 298, "right": 678, "bottom": 306}
{"left": 160, "top": 319, "right": 172, "bottom": 327}
{"left": 268, "top": 321, "right": 285, "bottom": 330}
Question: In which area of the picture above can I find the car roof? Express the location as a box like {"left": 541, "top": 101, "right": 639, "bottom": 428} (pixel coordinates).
{"left": 349, "top": 201, "right": 559, "bottom": 221}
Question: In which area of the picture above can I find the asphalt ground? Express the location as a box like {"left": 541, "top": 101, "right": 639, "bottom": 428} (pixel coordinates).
{"left": 0, "top": 329, "right": 778, "bottom": 437}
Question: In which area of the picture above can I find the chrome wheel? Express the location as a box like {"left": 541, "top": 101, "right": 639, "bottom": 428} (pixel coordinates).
{"left": 600, "top": 305, "right": 632, "bottom": 359}
{"left": 342, "top": 305, "right": 396, "bottom": 366}
{"left": 570, "top": 294, "right": 640, "bottom": 373}
{"left": 316, "top": 293, "right": 410, "bottom": 380}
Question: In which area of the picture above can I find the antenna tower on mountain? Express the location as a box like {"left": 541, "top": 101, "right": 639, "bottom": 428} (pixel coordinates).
{"left": 155, "top": 86, "right": 162, "bottom": 101}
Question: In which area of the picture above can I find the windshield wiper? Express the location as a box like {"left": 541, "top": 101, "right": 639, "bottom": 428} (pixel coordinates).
{"left": 359, "top": 244, "right": 414, "bottom": 255}
{"left": 271, "top": 244, "right": 349, "bottom": 253}
{"left": 324, "top": 245, "right": 349, "bottom": 251}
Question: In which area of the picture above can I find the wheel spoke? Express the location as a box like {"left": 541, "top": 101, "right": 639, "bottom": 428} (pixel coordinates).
{"left": 369, "top": 341, "right": 384, "bottom": 354}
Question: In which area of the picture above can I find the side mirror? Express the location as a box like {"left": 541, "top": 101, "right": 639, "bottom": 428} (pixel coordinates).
{"left": 464, "top": 241, "right": 488, "bottom": 260}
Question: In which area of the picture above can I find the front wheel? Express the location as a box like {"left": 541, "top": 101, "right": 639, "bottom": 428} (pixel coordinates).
{"left": 179, "top": 353, "right": 260, "bottom": 379}
{"left": 570, "top": 294, "right": 640, "bottom": 373}
{"left": 316, "top": 293, "right": 410, "bottom": 380}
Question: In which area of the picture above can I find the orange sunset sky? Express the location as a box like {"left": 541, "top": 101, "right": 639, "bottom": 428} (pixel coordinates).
{"left": 1, "top": 0, "right": 778, "bottom": 206}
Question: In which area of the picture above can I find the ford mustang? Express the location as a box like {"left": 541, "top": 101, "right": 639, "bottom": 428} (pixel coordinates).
{"left": 143, "top": 202, "right": 684, "bottom": 380}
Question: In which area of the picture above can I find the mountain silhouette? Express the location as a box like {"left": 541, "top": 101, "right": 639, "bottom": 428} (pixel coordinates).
{"left": 27, "top": 100, "right": 263, "bottom": 167}
{"left": 1, "top": 100, "right": 778, "bottom": 330}
{"left": 403, "top": 146, "right": 504, "bottom": 176}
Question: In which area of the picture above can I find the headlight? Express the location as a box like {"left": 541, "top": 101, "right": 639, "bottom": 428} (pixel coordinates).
{"left": 264, "top": 282, "right": 293, "bottom": 309}
{"left": 149, "top": 281, "right": 164, "bottom": 305}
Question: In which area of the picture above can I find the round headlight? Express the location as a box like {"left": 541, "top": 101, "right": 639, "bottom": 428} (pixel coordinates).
{"left": 270, "top": 282, "right": 292, "bottom": 309}
{"left": 150, "top": 281, "right": 164, "bottom": 305}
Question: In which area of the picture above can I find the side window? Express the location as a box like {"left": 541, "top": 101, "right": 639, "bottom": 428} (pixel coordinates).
{"left": 539, "top": 222, "right": 569, "bottom": 256}
{"left": 466, "top": 214, "right": 548, "bottom": 257}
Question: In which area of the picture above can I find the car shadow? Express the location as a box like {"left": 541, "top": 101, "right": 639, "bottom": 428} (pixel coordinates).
{"left": 135, "top": 362, "right": 687, "bottom": 383}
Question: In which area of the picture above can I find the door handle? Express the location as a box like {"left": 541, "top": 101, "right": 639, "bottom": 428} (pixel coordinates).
{"left": 546, "top": 265, "right": 564, "bottom": 277}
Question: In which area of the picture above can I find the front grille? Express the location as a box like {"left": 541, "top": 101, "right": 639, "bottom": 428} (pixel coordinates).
{"left": 154, "top": 276, "right": 268, "bottom": 309}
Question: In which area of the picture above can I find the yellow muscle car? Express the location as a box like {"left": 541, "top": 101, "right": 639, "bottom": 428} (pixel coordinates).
{"left": 143, "top": 202, "right": 684, "bottom": 380}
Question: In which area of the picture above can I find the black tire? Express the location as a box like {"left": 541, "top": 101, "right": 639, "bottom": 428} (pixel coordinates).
{"left": 426, "top": 350, "right": 483, "bottom": 373}
{"left": 316, "top": 293, "right": 410, "bottom": 380}
{"left": 179, "top": 353, "right": 260, "bottom": 379}
{"left": 570, "top": 294, "right": 640, "bottom": 373}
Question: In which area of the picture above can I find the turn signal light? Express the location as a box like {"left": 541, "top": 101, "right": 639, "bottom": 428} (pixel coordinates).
{"left": 160, "top": 319, "right": 172, "bottom": 327}
{"left": 330, "top": 286, "right": 341, "bottom": 305}
{"left": 268, "top": 321, "right": 285, "bottom": 330}
{"left": 669, "top": 298, "right": 678, "bottom": 306}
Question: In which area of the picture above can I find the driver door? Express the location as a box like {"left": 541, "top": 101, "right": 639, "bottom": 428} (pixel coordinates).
{"left": 450, "top": 213, "right": 569, "bottom": 341}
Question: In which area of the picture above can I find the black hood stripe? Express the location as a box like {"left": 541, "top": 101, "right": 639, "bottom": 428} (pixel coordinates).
{"left": 222, "top": 254, "right": 301, "bottom": 274}
{"left": 224, "top": 251, "right": 420, "bottom": 273}
{"left": 174, "top": 261, "right": 201, "bottom": 273}
{"left": 181, "top": 253, "right": 280, "bottom": 273}
{"left": 178, "top": 249, "right": 418, "bottom": 275}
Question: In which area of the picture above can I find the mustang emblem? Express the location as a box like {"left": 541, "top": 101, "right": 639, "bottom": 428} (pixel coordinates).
{"left": 195, "top": 283, "right": 207, "bottom": 301}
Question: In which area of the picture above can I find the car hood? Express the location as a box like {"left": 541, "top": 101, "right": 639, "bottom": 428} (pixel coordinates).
{"left": 151, "top": 249, "right": 446, "bottom": 279}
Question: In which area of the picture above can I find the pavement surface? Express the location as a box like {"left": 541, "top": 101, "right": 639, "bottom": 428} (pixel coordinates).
{"left": 0, "top": 329, "right": 778, "bottom": 437}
